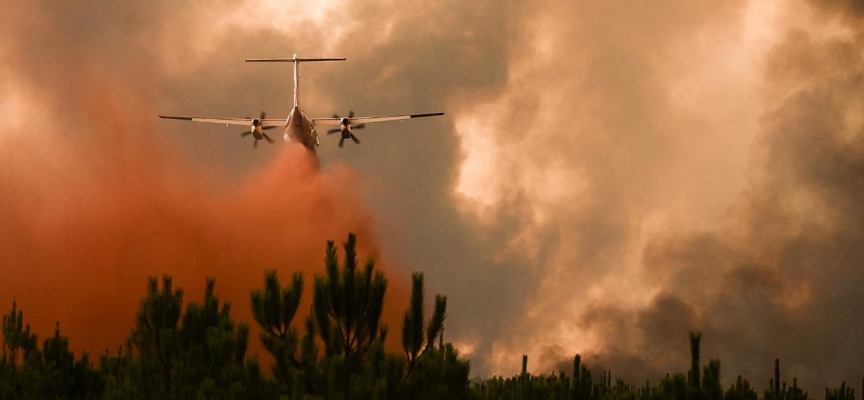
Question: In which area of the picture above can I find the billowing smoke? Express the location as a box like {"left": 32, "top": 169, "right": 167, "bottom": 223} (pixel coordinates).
{"left": 507, "top": 0, "right": 864, "bottom": 390}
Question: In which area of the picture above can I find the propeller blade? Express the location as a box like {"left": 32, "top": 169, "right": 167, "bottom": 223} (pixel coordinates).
{"left": 262, "top": 126, "right": 277, "bottom": 130}
{"left": 263, "top": 133, "right": 274, "bottom": 144}
{"left": 253, "top": 139, "right": 258, "bottom": 149}
{"left": 332, "top": 114, "right": 339, "bottom": 119}
{"left": 350, "top": 133, "right": 360, "bottom": 144}
{"left": 339, "top": 137, "right": 345, "bottom": 148}
{"left": 349, "top": 110, "right": 355, "bottom": 118}
{"left": 354, "top": 124, "right": 365, "bottom": 130}
{"left": 260, "top": 111, "right": 266, "bottom": 119}
{"left": 241, "top": 131, "right": 252, "bottom": 137}
{"left": 327, "top": 128, "right": 340, "bottom": 135}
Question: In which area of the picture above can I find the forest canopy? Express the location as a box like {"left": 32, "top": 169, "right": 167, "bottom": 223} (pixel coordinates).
{"left": 0, "top": 233, "right": 857, "bottom": 400}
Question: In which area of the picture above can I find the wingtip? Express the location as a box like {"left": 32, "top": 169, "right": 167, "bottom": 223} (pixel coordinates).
{"left": 158, "top": 115, "right": 193, "bottom": 121}
{"left": 411, "top": 112, "right": 446, "bottom": 118}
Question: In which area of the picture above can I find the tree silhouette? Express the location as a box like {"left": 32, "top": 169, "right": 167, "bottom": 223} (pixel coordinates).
{"left": 128, "top": 275, "right": 183, "bottom": 398}
{"left": 726, "top": 375, "right": 759, "bottom": 400}
{"left": 250, "top": 270, "right": 304, "bottom": 389}
{"left": 690, "top": 331, "right": 702, "bottom": 393}
{"left": 2, "top": 300, "right": 39, "bottom": 367}
{"left": 702, "top": 359, "right": 722, "bottom": 400}
{"left": 5, "top": 234, "right": 860, "bottom": 400}
{"left": 312, "top": 233, "right": 388, "bottom": 363}
{"left": 1, "top": 300, "right": 41, "bottom": 399}
{"left": 402, "top": 272, "right": 447, "bottom": 374}
{"left": 42, "top": 322, "right": 103, "bottom": 399}
{"left": 117, "top": 276, "right": 269, "bottom": 399}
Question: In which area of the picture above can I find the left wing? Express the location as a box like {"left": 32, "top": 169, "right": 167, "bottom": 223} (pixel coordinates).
{"left": 312, "top": 112, "right": 444, "bottom": 126}
{"left": 159, "top": 115, "right": 285, "bottom": 127}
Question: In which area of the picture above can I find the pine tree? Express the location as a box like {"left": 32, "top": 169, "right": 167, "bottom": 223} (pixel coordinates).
{"left": 312, "top": 233, "right": 388, "bottom": 363}
{"left": 766, "top": 358, "right": 789, "bottom": 400}
{"left": 689, "top": 331, "right": 702, "bottom": 393}
{"left": 402, "top": 272, "right": 447, "bottom": 374}
{"left": 403, "top": 343, "right": 470, "bottom": 400}
{"left": 250, "top": 270, "right": 305, "bottom": 390}
{"left": 123, "top": 276, "right": 269, "bottom": 399}
{"left": 42, "top": 322, "right": 103, "bottom": 399}
{"left": 725, "top": 375, "right": 758, "bottom": 400}
{"left": 128, "top": 275, "right": 183, "bottom": 398}
{"left": 310, "top": 233, "right": 388, "bottom": 398}
{"left": 2, "top": 299, "right": 39, "bottom": 367}
{"left": 786, "top": 377, "right": 809, "bottom": 400}
{"left": 702, "top": 359, "right": 722, "bottom": 400}
{"left": 0, "top": 300, "right": 43, "bottom": 399}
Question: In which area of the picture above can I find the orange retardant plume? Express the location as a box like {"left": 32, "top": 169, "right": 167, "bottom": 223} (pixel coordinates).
{"left": 0, "top": 77, "right": 409, "bottom": 361}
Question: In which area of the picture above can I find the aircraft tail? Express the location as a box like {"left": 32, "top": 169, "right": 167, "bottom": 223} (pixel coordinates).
{"left": 246, "top": 55, "right": 345, "bottom": 108}
{"left": 245, "top": 57, "right": 345, "bottom": 62}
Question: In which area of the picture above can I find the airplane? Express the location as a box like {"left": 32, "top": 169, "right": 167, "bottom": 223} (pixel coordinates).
{"left": 159, "top": 55, "right": 444, "bottom": 150}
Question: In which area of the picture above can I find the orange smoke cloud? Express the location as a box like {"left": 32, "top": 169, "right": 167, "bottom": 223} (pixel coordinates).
{"left": 0, "top": 74, "right": 408, "bottom": 359}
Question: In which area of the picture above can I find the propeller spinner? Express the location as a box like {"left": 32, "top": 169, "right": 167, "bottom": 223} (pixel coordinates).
{"left": 327, "top": 111, "right": 365, "bottom": 148}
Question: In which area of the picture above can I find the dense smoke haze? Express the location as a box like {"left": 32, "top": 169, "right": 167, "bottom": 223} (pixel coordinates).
{"left": 1, "top": 0, "right": 863, "bottom": 391}
{"left": 0, "top": 0, "right": 409, "bottom": 359}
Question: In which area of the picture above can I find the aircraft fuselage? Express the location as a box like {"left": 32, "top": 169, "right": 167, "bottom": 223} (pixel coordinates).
{"left": 285, "top": 106, "right": 319, "bottom": 150}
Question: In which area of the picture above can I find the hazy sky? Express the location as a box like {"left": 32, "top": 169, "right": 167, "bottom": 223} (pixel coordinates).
{"left": 2, "top": 0, "right": 863, "bottom": 390}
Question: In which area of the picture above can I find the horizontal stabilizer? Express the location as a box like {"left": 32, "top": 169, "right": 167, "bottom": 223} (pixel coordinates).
{"left": 245, "top": 57, "right": 345, "bottom": 62}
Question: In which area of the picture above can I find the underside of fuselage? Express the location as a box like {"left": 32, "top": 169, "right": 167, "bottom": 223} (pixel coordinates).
{"left": 285, "top": 106, "right": 319, "bottom": 151}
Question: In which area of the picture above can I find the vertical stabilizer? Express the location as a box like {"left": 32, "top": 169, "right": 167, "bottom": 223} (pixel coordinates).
{"left": 245, "top": 56, "right": 346, "bottom": 108}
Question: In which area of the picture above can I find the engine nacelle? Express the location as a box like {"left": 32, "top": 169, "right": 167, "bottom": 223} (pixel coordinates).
{"left": 239, "top": 111, "right": 274, "bottom": 146}
{"left": 250, "top": 118, "right": 263, "bottom": 135}
{"left": 339, "top": 117, "right": 352, "bottom": 138}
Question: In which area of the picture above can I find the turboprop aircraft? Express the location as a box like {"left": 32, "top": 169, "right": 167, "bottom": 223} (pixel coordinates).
{"left": 159, "top": 55, "right": 444, "bottom": 150}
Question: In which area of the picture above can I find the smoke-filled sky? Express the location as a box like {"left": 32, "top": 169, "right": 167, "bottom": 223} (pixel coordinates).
{"left": 2, "top": 0, "right": 863, "bottom": 391}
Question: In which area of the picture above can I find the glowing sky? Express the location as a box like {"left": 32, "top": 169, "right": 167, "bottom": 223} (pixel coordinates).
{"left": 2, "top": 0, "right": 864, "bottom": 390}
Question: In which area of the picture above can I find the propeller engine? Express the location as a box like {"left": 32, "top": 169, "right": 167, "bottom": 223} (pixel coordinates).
{"left": 327, "top": 111, "right": 365, "bottom": 148}
{"left": 240, "top": 111, "right": 276, "bottom": 148}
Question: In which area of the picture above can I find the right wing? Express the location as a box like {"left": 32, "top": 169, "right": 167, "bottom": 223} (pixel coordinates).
{"left": 158, "top": 115, "right": 285, "bottom": 127}
{"left": 312, "top": 112, "right": 444, "bottom": 126}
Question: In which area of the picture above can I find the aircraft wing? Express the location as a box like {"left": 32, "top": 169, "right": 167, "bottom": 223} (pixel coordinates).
{"left": 158, "top": 115, "right": 285, "bottom": 127}
{"left": 312, "top": 112, "right": 444, "bottom": 126}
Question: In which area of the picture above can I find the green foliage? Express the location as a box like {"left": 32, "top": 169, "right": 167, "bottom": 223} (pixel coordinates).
{"left": 0, "top": 303, "right": 102, "bottom": 399}
{"left": 726, "top": 375, "right": 759, "bottom": 400}
{"left": 402, "top": 272, "right": 447, "bottom": 374}
{"left": 126, "top": 275, "right": 184, "bottom": 398}
{"left": 690, "top": 332, "right": 702, "bottom": 391}
{"left": 103, "top": 275, "right": 273, "bottom": 400}
{"left": 250, "top": 270, "right": 306, "bottom": 391}
{"left": 313, "top": 233, "right": 388, "bottom": 367}
{"left": 42, "top": 322, "right": 104, "bottom": 399}
{"left": 702, "top": 359, "right": 723, "bottom": 400}
{"left": 2, "top": 300, "right": 39, "bottom": 367}
{"left": 403, "top": 343, "right": 470, "bottom": 400}
{"left": 785, "top": 378, "right": 809, "bottom": 400}
{"left": 823, "top": 381, "right": 854, "bottom": 400}
{"left": 246, "top": 233, "right": 468, "bottom": 399}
